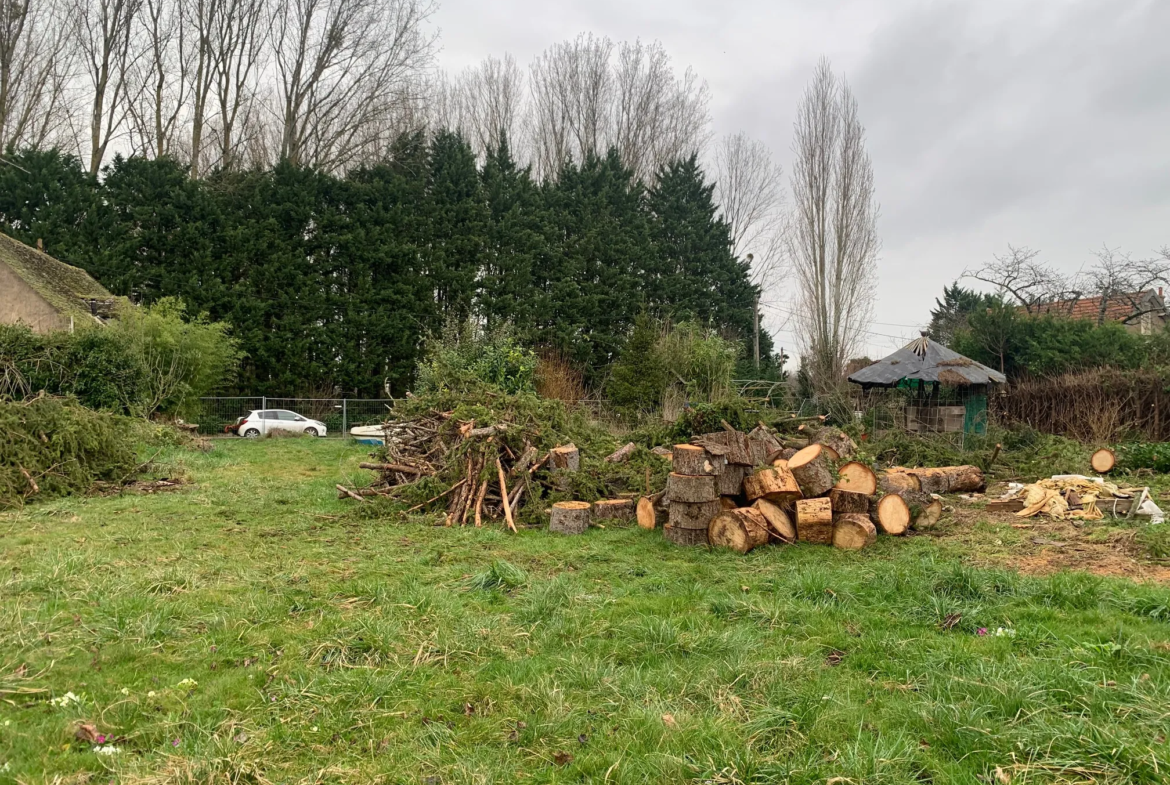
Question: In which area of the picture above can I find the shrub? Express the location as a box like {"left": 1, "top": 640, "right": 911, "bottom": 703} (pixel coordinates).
{"left": 415, "top": 320, "right": 537, "bottom": 396}
{"left": 1116, "top": 442, "right": 1170, "bottom": 473}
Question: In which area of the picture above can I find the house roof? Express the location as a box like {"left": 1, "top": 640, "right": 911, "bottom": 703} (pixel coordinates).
{"left": 848, "top": 334, "right": 1006, "bottom": 388}
{"left": 1027, "top": 290, "right": 1164, "bottom": 323}
{"left": 0, "top": 231, "right": 113, "bottom": 321}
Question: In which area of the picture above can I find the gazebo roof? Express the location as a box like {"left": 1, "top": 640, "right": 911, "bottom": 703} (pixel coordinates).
{"left": 848, "top": 333, "right": 1006, "bottom": 389}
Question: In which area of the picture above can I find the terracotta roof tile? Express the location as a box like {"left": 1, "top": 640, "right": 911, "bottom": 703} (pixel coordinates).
{"left": 1023, "top": 291, "right": 1163, "bottom": 324}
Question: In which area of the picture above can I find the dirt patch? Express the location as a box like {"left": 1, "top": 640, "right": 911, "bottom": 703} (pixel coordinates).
{"left": 929, "top": 498, "right": 1170, "bottom": 584}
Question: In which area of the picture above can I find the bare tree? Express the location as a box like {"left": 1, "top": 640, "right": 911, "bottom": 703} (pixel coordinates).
{"left": 69, "top": 0, "right": 143, "bottom": 174}
{"left": 126, "top": 0, "right": 186, "bottom": 159}
{"left": 271, "top": 0, "right": 436, "bottom": 171}
{"left": 205, "top": 0, "right": 268, "bottom": 172}
{"left": 964, "top": 245, "right": 1075, "bottom": 315}
{"left": 528, "top": 33, "right": 613, "bottom": 179}
{"left": 0, "top": 0, "right": 75, "bottom": 150}
{"left": 788, "top": 59, "right": 879, "bottom": 394}
{"left": 713, "top": 132, "right": 786, "bottom": 293}
{"left": 1078, "top": 245, "right": 1170, "bottom": 326}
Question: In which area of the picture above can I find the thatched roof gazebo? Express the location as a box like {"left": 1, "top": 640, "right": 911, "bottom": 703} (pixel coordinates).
{"left": 848, "top": 332, "right": 1005, "bottom": 434}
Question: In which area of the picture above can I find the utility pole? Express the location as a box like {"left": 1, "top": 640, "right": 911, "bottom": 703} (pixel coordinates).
{"left": 753, "top": 292, "right": 761, "bottom": 372}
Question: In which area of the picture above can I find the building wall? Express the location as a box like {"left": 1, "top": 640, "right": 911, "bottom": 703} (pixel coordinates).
{"left": 0, "top": 263, "right": 70, "bottom": 333}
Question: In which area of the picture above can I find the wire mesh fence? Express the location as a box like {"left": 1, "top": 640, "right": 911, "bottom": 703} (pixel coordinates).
{"left": 195, "top": 397, "right": 395, "bottom": 436}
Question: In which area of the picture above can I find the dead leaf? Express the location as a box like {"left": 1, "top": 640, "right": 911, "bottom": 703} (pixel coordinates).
{"left": 825, "top": 650, "right": 845, "bottom": 666}
{"left": 661, "top": 713, "right": 677, "bottom": 728}
{"left": 74, "top": 723, "right": 101, "bottom": 742}
{"left": 553, "top": 751, "right": 573, "bottom": 766}
{"left": 940, "top": 613, "right": 962, "bottom": 630}
{"left": 995, "top": 765, "right": 1011, "bottom": 784}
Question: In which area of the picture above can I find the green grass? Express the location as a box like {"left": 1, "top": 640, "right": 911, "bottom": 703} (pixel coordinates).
{"left": 1, "top": 439, "right": 1168, "bottom": 784}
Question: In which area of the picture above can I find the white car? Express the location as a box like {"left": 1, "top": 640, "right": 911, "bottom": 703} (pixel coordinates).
{"left": 233, "top": 409, "right": 327, "bottom": 438}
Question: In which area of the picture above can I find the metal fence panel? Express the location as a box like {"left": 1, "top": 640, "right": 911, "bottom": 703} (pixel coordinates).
{"left": 196, "top": 397, "right": 395, "bottom": 436}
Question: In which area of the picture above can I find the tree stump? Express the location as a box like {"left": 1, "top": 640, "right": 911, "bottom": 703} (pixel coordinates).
{"left": 795, "top": 497, "right": 834, "bottom": 544}
{"left": 835, "top": 461, "right": 877, "bottom": 495}
{"left": 636, "top": 496, "right": 668, "bottom": 530}
{"left": 666, "top": 473, "right": 718, "bottom": 503}
{"left": 753, "top": 499, "right": 797, "bottom": 543}
{"left": 550, "top": 444, "right": 581, "bottom": 471}
{"left": 593, "top": 498, "right": 635, "bottom": 521}
{"left": 874, "top": 494, "right": 910, "bottom": 535}
{"left": 708, "top": 507, "right": 771, "bottom": 553}
{"left": 672, "top": 444, "right": 720, "bottom": 476}
{"left": 1091, "top": 448, "right": 1116, "bottom": 473}
{"left": 788, "top": 444, "right": 836, "bottom": 498}
{"left": 833, "top": 513, "right": 877, "bottom": 549}
{"left": 743, "top": 466, "right": 802, "bottom": 503}
{"left": 664, "top": 524, "right": 709, "bottom": 546}
{"left": 550, "top": 501, "right": 591, "bottom": 534}
{"left": 828, "top": 488, "right": 870, "bottom": 514}
{"left": 669, "top": 499, "right": 721, "bottom": 530}
{"left": 717, "top": 463, "right": 747, "bottom": 496}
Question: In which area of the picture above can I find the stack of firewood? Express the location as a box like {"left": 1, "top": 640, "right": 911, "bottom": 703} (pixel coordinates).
{"left": 637, "top": 424, "right": 981, "bottom": 553}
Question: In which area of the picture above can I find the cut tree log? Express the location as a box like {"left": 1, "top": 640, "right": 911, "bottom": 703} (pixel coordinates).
{"left": 747, "top": 427, "right": 783, "bottom": 465}
{"left": 695, "top": 431, "right": 753, "bottom": 465}
{"left": 879, "top": 472, "right": 921, "bottom": 495}
{"left": 664, "top": 524, "right": 708, "bottom": 546}
{"left": 828, "top": 488, "right": 870, "bottom": 515}
{"left": 886, "top": 466, "right": 985, "bottom": 494}
{"left": 819, "top": 445, "right": 840, "bottom": 461}
{"left": 636, "top": 495, "right": 669, "bottom": 530}
{"left": 666, "top": 473, "right": 718, "bottom": 503}
{"left": 708, "top": 507, "right": 771, "bottom": 553}
{"left": 717, "top": 463, "right": 747, "bottom": 496}
{"left": 811, "top": 426, "right": 857, "bottom": 460}
{"left": 358, "top": 462, "right": 423, "bottom": 475}
{"left": 550, "top": 444, "right": 581, "bottom": 471}
{"left": 669, "top": 499, "right": 722, "bottom": 530}
{"left": 753, "top": 499, "right": 797, "bottom": 543}
{"left": 672, "top": 444, "right": 720, "bottom": 476}
{"left": 915, "top": 498, "right": 945, "bottom": 528}
{"left": 833, "top": 513, "right": 877, "bottom": 549}
{"left": 771, "top": 447, "right": 799, "bottom": 463}
{"left": 795, "top": 497, "right": 834, "bottom": 544}
{"left": 594, "top": 498, "right": 635, "bottom": 521}
{"left": 743, "top": 466, "right": 802, "bottom": 503}
{"left": 1091, "top": 448, "right": 1116, "bottom": 474}
{"left": 719, "top": 496, "right": 739, "bottom": 510}
{"left": 788, "top": 444, "right": 836, "bottom": 498}
{"left": 835, "top": 461, "right": 877, "bottom": 495}
{"left": 874, "top": 495, "right": 911, "bottom": 535}
{"left": 550, "top": 501, "right": 592, "bottom": 534}
{"left": 604, "top": 442, "right": 638, "bottom": 464}
{"left": 651, "top": 446, "right": 674, "bottom": 460}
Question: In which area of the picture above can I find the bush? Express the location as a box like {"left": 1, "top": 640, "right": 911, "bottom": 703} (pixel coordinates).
{"left": 1116, "top": 442, "right": 1170, "bottom": 473}
{"left": 0, "top": 396, "right": 143, "bottom": 507}
{"left": 415, "top": 321, "right": 537, "bottom": 396}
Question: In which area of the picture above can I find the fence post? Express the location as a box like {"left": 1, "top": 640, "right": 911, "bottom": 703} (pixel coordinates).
{"left": 342, "top": 399, "right": 347, "bottom": 439}
{"left": 262, "top": 396, "right": 267, "bottom": 411}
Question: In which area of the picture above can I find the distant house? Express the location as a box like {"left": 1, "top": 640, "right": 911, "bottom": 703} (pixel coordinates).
{"left": 1026, "top": 289, "right": 1168, "bottom": 335}
{"left": 0, "top": 232, "right": 118, "bottom": 334}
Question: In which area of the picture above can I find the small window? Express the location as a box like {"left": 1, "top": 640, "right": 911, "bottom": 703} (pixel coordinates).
{"left": 277, "top": 411, "right": 299, "bottom": 421}
{"left": 259, "top": 411, "right": 277, "bottom": 420}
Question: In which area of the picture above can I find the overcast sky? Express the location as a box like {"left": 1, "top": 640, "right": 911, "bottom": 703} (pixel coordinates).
{"left": 431, "top": 0, "right": 1170, "bottom": 359}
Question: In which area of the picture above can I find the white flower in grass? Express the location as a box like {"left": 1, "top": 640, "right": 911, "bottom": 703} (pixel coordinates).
{"left": 93, "top": 745, "right": 120, "bottom": 755}
{"left": 120, "top": 687, "right": 130, "bottom": 696}
{"left": 49, "top": 691, "right": 83, "bottom": 708}
{"left": 147, "top": 691, "right": 156, "bottom": 698}
{"left": 995, "top": 627, "right": 1016, "bottom": 637}
{"left": 176, "top": 678, "right": 198, "bottom": 689}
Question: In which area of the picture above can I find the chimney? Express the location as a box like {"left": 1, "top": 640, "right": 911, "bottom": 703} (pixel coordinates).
{"left": 1160, "top": 286, "right": 1164, "bottom": 298}
{"left": 36, "top": 238, "right": 43, "bottom": 251}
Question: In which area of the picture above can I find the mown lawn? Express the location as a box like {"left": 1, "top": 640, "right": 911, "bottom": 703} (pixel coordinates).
{"left": 1, "top": 438, "right": 1168, "bottom": 784}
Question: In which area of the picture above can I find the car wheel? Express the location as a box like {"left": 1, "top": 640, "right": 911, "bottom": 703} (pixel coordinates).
{"left": 304, "top": 427, "right": 319, "bottom": 437}
{"left": 243, "top": 428, "right": 261, "bottom": 438}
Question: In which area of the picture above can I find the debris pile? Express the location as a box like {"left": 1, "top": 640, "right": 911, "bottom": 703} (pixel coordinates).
{"left": 988, "top": 475, "right": 1163, "bottom": 522}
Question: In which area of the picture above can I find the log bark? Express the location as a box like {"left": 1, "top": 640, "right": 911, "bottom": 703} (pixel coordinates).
{"left": 1091, "top": 448, "right": 1116, "bottom": 474}
{"left": 835, "top": 461, "right": 877, "bottom": 496}
{"left": 666, "top": 473, "right": 718, "bottom": 503}
{"left": 593, "top": 498, "right": 635, "bottom": 521}
{"left": 879, "top": 472, "right": 921, "bottom": 494}
{"left": 717, "top": 463, "right": 747, "bottom": 496}
{"left": 742, "top": 466, "right": 802, "bottom": 503}
{"left": 719, "top": 496, "right": 739, "bottom": 510}
{"left": 811, "top": 427, "right": 857, "bottom": 460}
{"left": 795, "top": 497, "right": 834, "bottom": 544}
{"left": 672, "top": 444, "right": 720, "bottom": 476}
{"left": 651, "top": 446, "right": 674, "bottom": 460}
{"left": 753, "top": 499, "right": 797, "bottom": 543}
{"left": 788, "top": 444, "right": 836, "bottom": 498}
{"left": 886, "top": 466, "right": 985, "bottom": 494}
{"left": 771, "top": 447, "right": 799, "bottom": 463}
{"left": 828, "top": 488, "right": 870, "bottom": 514}
{"left": 636, "top": 495, "right": 669, "bottom": 530}
{"left": 695, "top": 431, "right": 752, "bottom": 465}
{"left": 874, "top": 494, "right": 910, "bottom": 535}
{"left": 668, "top": 499, "right": 721, "bottom": 530}
{"left": 550, "top": 501, "right": 591, "bottom": 534}
{"left": 550, "top": 444, "right": 581, "bottom": 471}
{"left": 708, "top": 507, "right": 771, "bottom": 553}
{"left": 913, "top": 498, "right": 945, "bottom": 529}
{"left": 664, "top": 524, "right": 709, "bottom": 546}
{"left": 604, "top": 442, "right": 638, "bottom": 463}
{"left": 747, "top": 426, "right": 782, "bottom": 465}
{"left": 833, "top": 513, "right": 877, "bottom": 549}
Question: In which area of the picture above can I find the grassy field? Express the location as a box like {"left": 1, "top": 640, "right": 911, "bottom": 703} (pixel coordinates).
{"left": 1, "top": 438, "right": 1169, "bottom": 784}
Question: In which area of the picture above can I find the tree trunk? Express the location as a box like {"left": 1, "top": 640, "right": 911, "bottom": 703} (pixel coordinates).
{"left": 886, "top": 466, "right": 984, "bottom": 494}
{"left": 1091, "top": 448, "right": 1115, "bottom": 473}
{"left": 835, "top": 461, "right": 877, "bottom": 495}
{"left": 666, "top": 473, "right": 718, "bottom": 503}
{"left": 672, "top": 444, "right": 720, "bottom": 475}
{"left": 550, "top": 444, "right": 581, "bottom": 471}
{"left": 593, "top": 498, "right": 634, "bottom": 521}
{"left": 753, "top": 499, "right": 796, "bottom": 543}
{"left": 879, "top": 472, "right": 921, "bottom": 495}
{"left": 874, "top": 494, "right": 910, "bottom": 535}
{"left": 550, "top": 501, "right": 592, "bottom": 534}
{"left": 668, "top": 499, "right": 721, "bottom": 530}
{"left": 747, "top": 426, "right": 782, "bottom": 465}
{"left": 717, "top": 463, "right": 747, "bottom": 496}
{"left": 664, "top": 524, "right": 709, "bottom": 546}
{"left": 788, "top": 444, "right": 835, "bottom": 498}
{"left": 795, "top": 497, "right": 834, "bottom": 544}
{"left": 833, "top": 513, "right": 877, "bottom": 549}
{"left": 708, "top": 507, "right": 770, "bottom": 553}
{"left": 828, "top": 488, "right": 870, "bottom": 514}
{"left": 743, "top": 466, "right": 802, "bottom": 503}
{"left": 637, "top": 495, "right": 668, "bottom": 529}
